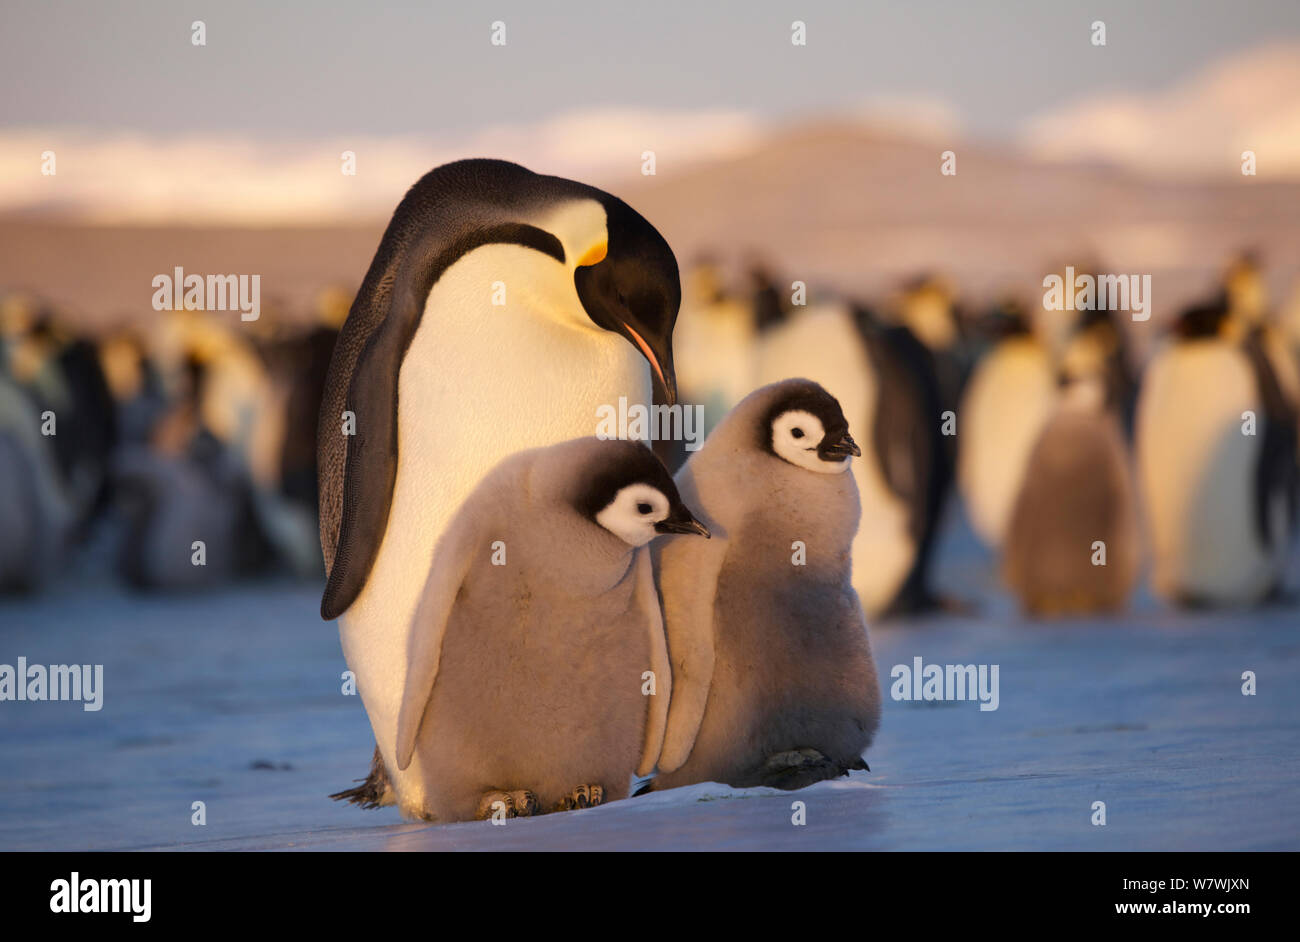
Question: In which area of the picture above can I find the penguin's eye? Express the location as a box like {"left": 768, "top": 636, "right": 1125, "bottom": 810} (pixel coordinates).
{"left": 637, "top": 502, "right": 653, "bottom": 515}
{"left": 790, "top": 427, "right": 805, "bottom": 439}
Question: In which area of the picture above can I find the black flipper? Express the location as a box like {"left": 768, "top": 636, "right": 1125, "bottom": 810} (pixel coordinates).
{"left": 1241, "top": 327, "right": 1299, "bottom": 552}
{"left": 851, "top": 307, "right": 955, "bottom": 615}
{"left": 318, "top": 160, "right": 569, "bottom": 619}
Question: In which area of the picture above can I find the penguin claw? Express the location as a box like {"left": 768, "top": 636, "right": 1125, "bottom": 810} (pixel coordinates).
{"left": 555, "top": 784, "right": 605, "bottom": 812}
{"left": 476, "top": 789, "right": 541, "bottom": 820}
{"left": 509, "top": 789, "right": 542, "bottom": 817}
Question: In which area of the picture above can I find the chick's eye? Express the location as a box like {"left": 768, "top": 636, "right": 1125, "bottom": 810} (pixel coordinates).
{"left": 790, "top": 427, "right": 805, "bottom": 439}
{"left": 637, "top": 502, "right": 652, "bottom": 515}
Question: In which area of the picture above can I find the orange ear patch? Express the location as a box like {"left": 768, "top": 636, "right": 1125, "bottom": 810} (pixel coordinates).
{"left": 577, "top": 242, "right": 607, "bottom": 267}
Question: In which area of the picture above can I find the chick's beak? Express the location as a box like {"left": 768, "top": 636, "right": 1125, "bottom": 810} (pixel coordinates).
{"left": 818, "top": 430, "right": 862, "bottom": 461}
{"left": 655, "top": 507, "right": 710, "bottom": 538}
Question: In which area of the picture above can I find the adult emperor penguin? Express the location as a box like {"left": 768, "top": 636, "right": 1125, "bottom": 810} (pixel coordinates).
{"left": 852, "top": 304, "right": 959, "bottom": 615}
{"left": 0, "top": 372, "right": 69, "bottom": 591}
{"left": 1002, "top": 373, "right": 1139, "bottom": 616}
{"left": 392, "top": 437, "right": 707, "bottom": 822}
{"left": 958, "top": 300, "right": 1058, "bottom": 549}
{"left": 647, "top": 379, "right": 881, "bottom": 793}
{"left": 5, "top": 313, "right": 118, "bottom": 538}
{"left": 1137, "top": 296, "right": 1298, "bottom": 606}
{"left": 318, "top": 159, "right": 681, "bottom": 811}
{"left": 673, "top": 259, "right": 757, "bottom": 439}
{"left": 1223, "top": 253, "right": 1300, "bottom": 411}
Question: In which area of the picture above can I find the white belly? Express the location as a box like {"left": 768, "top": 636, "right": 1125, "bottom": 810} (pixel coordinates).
{"left": 1136, "top": 341, "right": 1277, "bottom": 604}
{"left": 958, "top": 338, "right": 1057, "bottom": 548}
{"left": 674, "top": 299, "right": 757, "bottom": 433}
{"left": 754, "top": 304, "right": 913, "bottom": 614}
{"left": 339, "top": 246, "right": 651, "bottom": 811}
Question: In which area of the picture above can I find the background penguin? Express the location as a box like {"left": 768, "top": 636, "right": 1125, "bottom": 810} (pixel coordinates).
{"left": 1002, "top": 373, "right": 1139, "bottom": 616}
{"left": 0, "top": 372, "right": 69, "bottom": 591}
{"left": 113, "top": 355, "right": 276, "bottom": 590}
{"left": 673, "top": 257, "right": 758, "bottom": 444}
{"left": 155, "top": 310, "right": 285, "bottom": 493}
{"left": 1136, "top": 296, "right": 1298, "bottom": 606}
{"left": 647, "top": 379, "right": 881, "bottom": 793}
{"left": 753, "top": 301, "right": 913, "bottom": 616}
{"left": 318, "top": 159, "right": 682, "bottom": 812}
{"left": 1060, "top": 304, "right": 1139, "bottom": 437}
{"left": 153, "top": 311, "right": 319, "bottom": 578}
{"left": 4, "top": 311, "right": 118, "bottom": 540}
{"left": 851, "top": 303, "right": 960, "bottom": 615}
{"left": 272, "top": 287, "right": 346, "bottom": 510}
{"left": 958, "top": 299, "right": 1058, "bottom": 549}
{"left": 1222, "top": 252, "right": 1300, "bottom": 446}
{"left": 748, "top": 260, "right": 790, "bottom": 332}
{"left": 390, "top": 437, "right": 708, "bottom": 822}
{"left": 891, "top": 273, "right": 970, "bottom": 423}
{"left": 98, "top": 328, "right": 169, "bottom": 447}
{"left": 1281, "top": 275, "right": 1300, "bottom": 374}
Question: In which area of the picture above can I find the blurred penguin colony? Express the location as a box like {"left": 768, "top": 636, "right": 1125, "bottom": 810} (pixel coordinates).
{"left": 0, "top": 288, "right": 347, "bottom": 592}
{"left": 1, "top": 251, "right": 1298, "bottom": 614}
{"left": 675, "top": 251, "right": 1300, "bottom": 616}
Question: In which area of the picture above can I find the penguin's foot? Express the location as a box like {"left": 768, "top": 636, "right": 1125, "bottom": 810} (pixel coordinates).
{"left": 329, "top": 746, "right": 396, "bottom": 809}
{"left": 555, "top": 784, "right": 605, "bottom": 812}
{"left": 1023, "top": 589, "right": 1117, "bottom": 618}
{"left": 475, "top": 789, "right": 541, "bottom": 820}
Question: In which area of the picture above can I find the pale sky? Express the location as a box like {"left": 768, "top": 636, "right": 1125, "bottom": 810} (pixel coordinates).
{"left": 5, "top": 1, "right": 1300, "bottom": 222}
{"left": 3, "top": 0, "right": 1299, "bottom": 139}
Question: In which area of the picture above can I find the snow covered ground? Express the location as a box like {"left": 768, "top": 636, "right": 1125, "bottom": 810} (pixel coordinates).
{"left": 1, "top": 516, "right": 1298, "bottom": 851}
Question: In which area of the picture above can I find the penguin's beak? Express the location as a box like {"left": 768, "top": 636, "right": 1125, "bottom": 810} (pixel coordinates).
{"left": 572, "top": 264, "right": 679, "bottom": 406}
{"left": 818, "top": 430, "right": 862, "bottom": 461}
{"left": 620, "top": 320, "right": 677, "bottom": 407}
{"left": 655, "top": 507, "right": 710, "bottom": 538}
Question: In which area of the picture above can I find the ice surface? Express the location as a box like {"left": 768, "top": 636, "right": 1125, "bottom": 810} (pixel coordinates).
{"left": 1, "top": 513, "right": 1297, "bottom": 851}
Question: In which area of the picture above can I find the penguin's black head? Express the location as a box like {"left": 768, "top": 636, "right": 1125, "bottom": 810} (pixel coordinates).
{"left": 981, "top": 299, "right": 1032, "bottom": 341}
{"left": 575, "top": 441, "right": 708, "bottom": 547}
{"left": 1174, "top": 293, "right": 1229, "bottom": 340}
{"left": 760, "top": 380, "right": 860, "bottom": 474}
{"left": 573, "top": 198, "right": 681, "bottom": 406}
